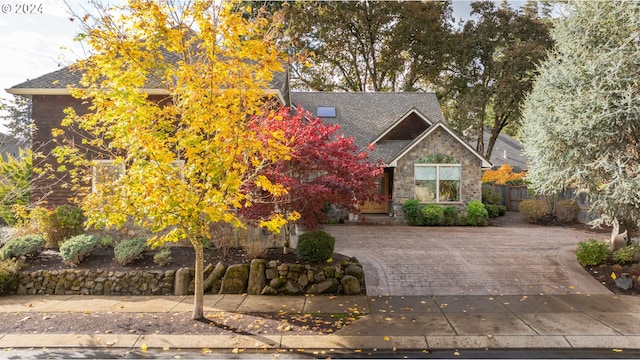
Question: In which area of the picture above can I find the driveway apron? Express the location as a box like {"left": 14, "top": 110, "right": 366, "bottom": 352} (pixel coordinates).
{"left": 326, "top": 224, "right": 611, "bottom": 296}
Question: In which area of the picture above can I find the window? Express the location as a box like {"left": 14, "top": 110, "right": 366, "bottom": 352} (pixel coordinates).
{"left": 92, "top": 159, "right": 185, "bottom": 193}
{"left": 92, "top": 160, "right": 124, "bottom": 193}
{"left": 414, "top": 155, "right": 460, "bottom": 203}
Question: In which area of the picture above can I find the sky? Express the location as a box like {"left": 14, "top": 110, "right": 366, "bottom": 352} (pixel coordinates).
{"left": 0, "top": 0, "right": 529, "bottom": 131}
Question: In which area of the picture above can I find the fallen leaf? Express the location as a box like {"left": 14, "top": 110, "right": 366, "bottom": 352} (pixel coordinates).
{"left": 141, "top": 344, "right": 148, "bottom": 352}
{"left": 384, "top": 336, "right": 390, "bottom": 341}
{"left": 613, "top": 349, "right": 623, "bottom": 353}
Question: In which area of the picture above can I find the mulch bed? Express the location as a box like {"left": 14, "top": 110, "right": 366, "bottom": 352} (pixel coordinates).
{"left": 583, "top": 262, "right": 640, "bottom": 296}
{"left": 24, "top": 246, "right": 345, "bottom": 272}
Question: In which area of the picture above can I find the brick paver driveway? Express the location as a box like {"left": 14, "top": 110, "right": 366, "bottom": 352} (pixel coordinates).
{"left": 325, "top": 215, "right": 611, "bottom": 296}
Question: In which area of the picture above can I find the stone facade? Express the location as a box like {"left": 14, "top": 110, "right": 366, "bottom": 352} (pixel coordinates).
{"left": 392, "top": 126, "right": 484, "bottom": 218}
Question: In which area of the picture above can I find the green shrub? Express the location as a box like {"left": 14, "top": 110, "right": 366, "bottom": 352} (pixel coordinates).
{"left": 100, "top": 236, "right": 114, "bottom": 249}
{"left": 114, "top": 237, "right": 149, "bottom": 265}
{"left": 497, "top": 205, "right": 507, "bottom": 216}
{"left": 442, "top": 206, "right": 458, "bottom": 226}
{"left": 153, "top": 248, "right": 173, "bottom": 266}
{"left": 59, "top": 234, "right": 103, "bottom": 266}
{"left": 612, "top": 244, "right": 640, "bottom": 264}
{"left": 402, "top": 199, "right": 423, "bottom": 226}
{"left": 484, "top": 204, "right": 500, "bottom": 218}
{"left": 518, "top": 199, "right": 548, "bottom": 223}
{"left": 0, "top": 258, "right": 24, "bottom": 294}
{"left": 421, "top": 204, "right": 444, "bottom": 226}
{"left": 576, "top": 239, "right": 609, "bottom": 266}
{"left": 466, "top": 200, "right": 488, "bottom": 226}
{"left": 296, "top": 230, "right": 335, "bottom": 263}
{"left": 482, "top": 186, "right": 503, "bottom": 205}
{"left": 0, "top": 234, "right": 45, "bottom": 260}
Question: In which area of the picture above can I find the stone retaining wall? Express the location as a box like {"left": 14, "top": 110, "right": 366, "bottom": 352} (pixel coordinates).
{"left": 15, "top": 258, "right": 365, "bottom": 296}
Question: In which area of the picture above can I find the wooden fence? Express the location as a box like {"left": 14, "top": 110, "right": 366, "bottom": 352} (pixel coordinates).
{"left": 483, "top": 184, "right": 596, "bottom": 223}
{"left": 483, "top": 184, "right": 530, "bottom": 211}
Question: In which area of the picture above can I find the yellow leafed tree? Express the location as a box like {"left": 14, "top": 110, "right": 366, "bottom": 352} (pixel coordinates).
{"left": 55, "top": 0, "right": 290, "bottom": 319}
{"left": 482, "top": 164, "right": 526, "bottom": 185}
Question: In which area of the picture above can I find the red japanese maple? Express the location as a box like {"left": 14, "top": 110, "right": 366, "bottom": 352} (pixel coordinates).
{"left": 243, "top": 105, "right": 384, "bottom": 230}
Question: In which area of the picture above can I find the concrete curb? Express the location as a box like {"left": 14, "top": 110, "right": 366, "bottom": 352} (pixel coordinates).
{"left": 3, "top": 333, "right": 640, "bottom": 351}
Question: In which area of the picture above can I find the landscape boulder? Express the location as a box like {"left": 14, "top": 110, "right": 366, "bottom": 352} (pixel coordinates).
{"left": 174, "top": 267, "right": 191, "bottom": 296}
{"left": 340, "top": 275, "right": 361, "bottom": 295}
{"left": 247, "top": 259, "right": 267, "bottom": 295}
{"left": 219, "top": 264, "right": 249, "bottom": 294}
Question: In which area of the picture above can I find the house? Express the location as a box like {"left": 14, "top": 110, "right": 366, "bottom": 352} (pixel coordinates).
{"left": 481, "top": 131, "right": 527, "bottom": 173}
{"left": 291, "top": 93, "right": 491, "bottom": 217}
{"left": 7, "top": 66, "right": 491, "bottom": 219}
{"left": 6, "top": 65, "right": 289, "bottom": 206}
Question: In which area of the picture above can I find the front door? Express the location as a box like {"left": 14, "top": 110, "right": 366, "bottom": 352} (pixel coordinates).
{"left": 360, "top": 172, "right": 389, "bottom": 214}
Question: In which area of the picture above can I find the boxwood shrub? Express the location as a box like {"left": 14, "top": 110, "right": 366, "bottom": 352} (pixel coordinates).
{"left": 402, "top": 199, "right": 423, "bottom": 225}
{"left": 466, "top": 200, "right": 488, "bottom": 226}
{"left": 59, "top": 234, "right": 103, "bottom": 266}
{"left": 0, "top": 234, "right": 45, "bottom": 260}
{"left": 421, "top": 204, "right": 444, "bottom": 226}
{"left": 442, "top": 206, "right": 458, "bottom": 225}
{"left": 114, "top": 237, "right": 149, "bottom": 265}
{"left": 297, "top": 230, "right": 335, "bottom": 263}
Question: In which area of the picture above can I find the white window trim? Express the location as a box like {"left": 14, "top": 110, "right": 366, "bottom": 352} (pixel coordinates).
{"left": 170, "top": 160, "right": 185, "bottom": 180}
{"left": 92, "top": 160, "right": 125, "bottom": 193}
{"left": 415, "top": 163, "right": 462, "bottom": 203}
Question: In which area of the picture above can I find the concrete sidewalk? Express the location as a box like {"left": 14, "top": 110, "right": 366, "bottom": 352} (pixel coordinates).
{"left": 1, "top": 293, "right": 640, "bottom": 351}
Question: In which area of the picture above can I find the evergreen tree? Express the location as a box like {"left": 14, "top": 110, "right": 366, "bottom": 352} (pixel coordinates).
{"left": 0, "top": 95, "right": 32, "bottom": 143}
{"left": 521, "top": 0, "right": 640, "bottom": 231}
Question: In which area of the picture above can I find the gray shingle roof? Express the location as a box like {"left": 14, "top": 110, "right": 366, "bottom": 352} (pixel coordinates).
{"left": 483, "top": 132, "right": 527, "bottom": 171}
{"left": 373, "top": 140, "right": 412, "bottom": 163}
{"left": 290, "top": 92, "right": 445, "bottom": 162}
{"left": 10, "top": 66, "right": 83, "bottom": 90}
{"left": 8, "top": 63, "right": 290, "bottom": 101}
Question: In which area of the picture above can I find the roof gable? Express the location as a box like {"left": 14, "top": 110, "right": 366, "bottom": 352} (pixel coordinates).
{"left": 388, "top": 122, "right": 492, "bottom": 169}
{"left": 374, "top": 108, "right": 432, "bottom": 143}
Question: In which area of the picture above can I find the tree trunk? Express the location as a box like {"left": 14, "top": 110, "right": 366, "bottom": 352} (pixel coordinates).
{"left": 192, "top": 241, "right": 204, "bottom": 320}
{"left": 623, "top": 217, "right": 635, "bottom": 246}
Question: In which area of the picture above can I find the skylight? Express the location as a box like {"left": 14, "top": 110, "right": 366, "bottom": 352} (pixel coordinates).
{"left": 317, "top": 106, "right": 336, "bottom": 117}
